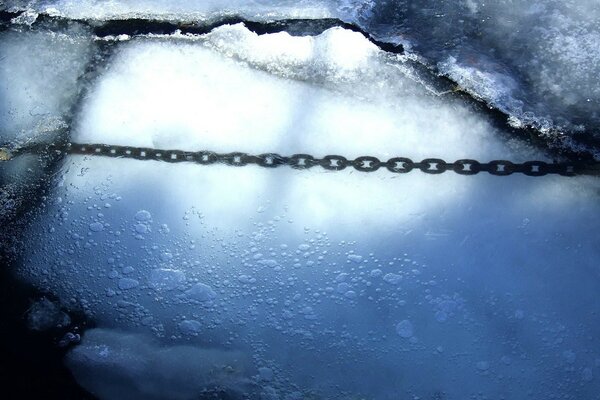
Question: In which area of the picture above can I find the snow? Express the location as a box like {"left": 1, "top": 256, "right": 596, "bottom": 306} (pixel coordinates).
{"left": 1, "top": 7, "right": 599, "bottom": 400}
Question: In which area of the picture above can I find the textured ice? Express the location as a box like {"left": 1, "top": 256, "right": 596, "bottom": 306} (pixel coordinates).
{"left": 4, "top": 11, "right": 600, "bottom": 400}
{"left": 66, "top": 328, "right": 252, "bottom": 399}
{"left": 0, "top": 23, "right": 92, "bottom": 144}
{"left": 4, "top": 0, "right": 600, "bottom": 152}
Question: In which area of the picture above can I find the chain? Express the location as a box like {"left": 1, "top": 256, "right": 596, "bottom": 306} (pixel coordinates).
{"left": 2, "top": 142, "right": 599, "bottom": 177}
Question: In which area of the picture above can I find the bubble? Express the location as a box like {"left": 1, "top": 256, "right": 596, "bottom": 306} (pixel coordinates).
{"left": 563, "top": 350, "right": 576, "bottom": 364}
{"left": 179, "top": 319, "right": 202, "bottom": 336}
{"left": 383, "top": 273, "right": 402, "bottom": 285}
{"left": 148, "top": 269, "right": 185, "bottom": 291}
{"left": 477, "top": 361, "right": 490, "bottom": 371}
{"left": 435, "top": 311, "right": 448, "bottom": 322}
{"left": 118, "top": 278, "right": 139, "bottom": 290}
{"left": 258, "top": 367, "right": 274, "bottom": 382}
{"left": 238, "top": 275, "right": 255, "bottom": 284}
{"left": 134, "top": 224, "right": 148, "bottom": 234}
{"left": 185, "top": 283, "right": 217, "bottom": 302}
{"left": 88, "top": 222, "right": 104, "bottom": 232}
{"left": 347, "top": 254, "right": 363, "bottom": 263}
{"left": 135, "top": 210, "right": 152, "bottom": 221}
{"left": 396, "top": 320, "right": 414, "bottom": 338}
{"left": 337, "top": 282, "right": 351, "bottom": 293}
{"left": 160, "top": 252, "right": 173, "bottom": 262}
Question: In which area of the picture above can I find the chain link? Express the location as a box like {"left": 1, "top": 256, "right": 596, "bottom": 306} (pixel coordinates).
{"left": 1, "top": 142, "right": 599, "bottom": 177}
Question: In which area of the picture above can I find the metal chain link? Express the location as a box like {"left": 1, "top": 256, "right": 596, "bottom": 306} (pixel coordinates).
{"left": 2, "top": 142, "right": 599, "bottom": 177}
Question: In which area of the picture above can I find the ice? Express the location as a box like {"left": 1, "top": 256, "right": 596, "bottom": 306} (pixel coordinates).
{"left": 26, "top": 298, "right": 71, "bottom": 331}
{"left": 4, "top": 12, "right": 600, "bottom": 400}
{"left": 359, "top": 0, "right": 600, "bottom": 150}
{"left": 5, "top": 0, "right": 599, "bottom": 152}
{"left": 0, "top": 23, "right": 92, "bottom": 144}
{"left": 66, "top": 328, "right": 253, "bottom": 400}
{"left": 4, "top": 0, "right": 339, "bottom": 21}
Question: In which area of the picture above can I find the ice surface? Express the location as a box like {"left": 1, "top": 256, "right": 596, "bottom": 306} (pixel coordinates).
{"left": 66, "top": 328, "right": 253, "bottom": 399}
{"left": 3, "top": 0, "right": 341, "bottom": 21}
{"left": 360, "top": 0, "right": 600, "bottom": 147}
{"left": 4, "top": 0, "right": 599, "bottom": 153}
{"left": 5, "top": 14, "right": 600, "bottom": 400}
{"left": 0, "top": 23, "right": 92, "bottom": 144}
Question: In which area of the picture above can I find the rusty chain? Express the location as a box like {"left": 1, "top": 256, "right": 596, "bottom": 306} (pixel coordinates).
{"left": 2, "top": 142, "right": 600, "bottom": 176}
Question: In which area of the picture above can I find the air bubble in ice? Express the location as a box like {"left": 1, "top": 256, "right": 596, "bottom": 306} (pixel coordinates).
{"left": 118, "top": 278, "right": 139, "bottom": 290}
{"left": 179, "top": 319, "right": 202, "bottom": 336}
{"left": 258, "top": 367, "right": 274, "bottom": 382}
{"left": 186, "top": 283, "right": 217, "bottom": 302}
{"left": 370, "top": 269, "right": 382, "bottom": 277}
{"left": 135, "top": 210, "right": 152, "bottom": 222}
{"left": 149, "top": 269, "right": 185, "bottom": 291}
{"left": 563, "top": 350, "right": 576, "bottom": 364}
{"left": 396, "top": 320, "right": 414, "bottom": 338}
{"left": 477, "top": 361, "right": 490, "bottom": 371}
{"left": 347, "top": 254, "right": 363, "bottom": 263}
{"left": 89, "top": 222, "right": 104, "bottom": 232}
{"left": 383, "top": 273, "right": 402, "bottom": 285}
{"left": 134, "top": 224, "right": 148, "bottom": 234}
{"left": 435, "top": 311, "right": 448, "bottom": 322}
{"left": 337, "top": 282, "right": 351, "bottom": 293}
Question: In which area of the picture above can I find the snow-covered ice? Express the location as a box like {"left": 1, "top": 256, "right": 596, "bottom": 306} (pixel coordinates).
{"left": 4, "top": 0, "right": 600, "bottom": 152}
